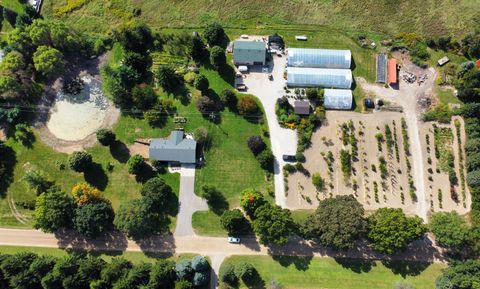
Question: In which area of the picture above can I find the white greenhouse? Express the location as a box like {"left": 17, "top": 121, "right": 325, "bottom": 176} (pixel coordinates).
{"left": 286, "top": 67, "right": 352, "bottom": 89}
{"left": 287, "top": 48, "right": 351, "bottom": 69}
{"left": 323, "top": 89, "right": 353, "bottom": 110}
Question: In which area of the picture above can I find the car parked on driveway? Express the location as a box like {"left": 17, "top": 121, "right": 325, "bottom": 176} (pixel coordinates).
{"left": 282, "top": 154, "right": 296, "bottom": 162}
{"left": 228, "top": 237, "right": 241, "bottom": 244}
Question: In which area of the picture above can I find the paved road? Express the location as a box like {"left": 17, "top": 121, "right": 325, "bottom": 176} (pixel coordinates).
{"left": 174, "top": 164, "right": 208, "bottom": 236}
{"left": 241, "top": 56, "right": 298, "bottom": 208}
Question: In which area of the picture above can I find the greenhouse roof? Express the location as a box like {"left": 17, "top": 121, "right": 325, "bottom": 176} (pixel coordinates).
{"left": 324, "top": 89, "right": 353, "bottom": 110}
{"left": 286, "top": 67, "right": 352, "bottom": 89}
{"left": 287, "top": 48, "right": 351, "bottom": 69}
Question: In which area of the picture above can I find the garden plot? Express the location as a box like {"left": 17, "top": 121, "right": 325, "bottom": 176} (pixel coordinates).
{"left": 46, "top": 75, "right": 112, "bottom": 141}
{"left": 286, "top": 111, "right": 419, "bottom": 214}
{"left": 421, "top": 120, "right": 470, "bottom": 214}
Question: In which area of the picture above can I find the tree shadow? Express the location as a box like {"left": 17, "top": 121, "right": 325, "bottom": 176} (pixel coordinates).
{"left": 206, "top": 190, "right": 229, "bottom": 216}
{"left": 243, "top": 267, "right": 265, "bottom": 289}
{"left": 271, "top": 255, "right": 312, "bottom": 271}
{"left": 380, "top": 260, "right": 431, "bottom": 277}
{"left": 110, "top": 141, "right": 131, "bottom": 163}
{"left": 0, "top": 144, "right": 17, "bottom": 197}
{"left": 84, "top": 162, "right": 109, "bottom": 191}
{"left": 135, "top": 233, "right": 176, "bottom": 258}
{"left": 54, "top": 229, "right": 129, "bottom": 252}
{"left": 134, "top": 165, "right": 155, "bottom": 183}
{"left": 218, "top": 63, "right": 235, "bottom": 86}
{"left": 333, "top": 257, "right": 375, "bottom": 273}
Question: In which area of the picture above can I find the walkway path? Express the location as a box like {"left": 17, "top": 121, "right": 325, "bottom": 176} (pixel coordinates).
{"left": 241, "top": 56, "right": 297, "bottom": 208}
{"left": 174, "top": 164, "right": 208, "bottom": 236}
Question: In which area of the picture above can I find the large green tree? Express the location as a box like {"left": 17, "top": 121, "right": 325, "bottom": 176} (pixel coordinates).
{"left": 210, "top": 46, "right": 226, "bottom": 69}
{"left": 253, "top": 204, "right": 297, "bottom": 245}
{"left": 140, "top": 177, "right": 178, "bottom": 215}
{"left": 32, "top": 46, "right": 65, "bottom": 77}
{"left": 73, "top": 202, "right": 115, "bottom": 238}
{"left": 221, "top": 209, "right": 250, "bottom": 235}
{"left": 34, "top": 189, "right": 74, "bottom": 233}
{"left": 156, "top": 65, "right": 181, "bottom": 93}
{"left": 204, "top": 22, "right": 225, "bottom": 47}
{"left": 435, "top": 260, "right": 480, "bottom": 289}
{"left": 304, "top": 195, "right": 367, "bottom": 250}
{"left": 430, "top": 212, "right": 472, "bottom": 250}
{"left": 240, "top": 189, "right": 266, "bottom": 217}
{"left": 367, "top": 208, "right": 427, "bottom": 254}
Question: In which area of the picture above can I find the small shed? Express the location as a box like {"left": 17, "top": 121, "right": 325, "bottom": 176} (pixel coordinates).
{"left": 437, "top": 56, "right": 450, "bottom": 66}
{"left": 324, "top": 89, "right": 353, "bottom": 110}
{"left": 233, "top": 41, "right": 267, "bottom": 66}
{"left": 294, "top": 101, "right": 311, "bottom": 115}
{"left": 149, "top": 130, "right": 197, "bottom": 164}
{"left": 295, "top": 36, "right": 308, "bottom": 41}
{"left": 268, "top": 33, "right": 285, "bottom": 50}
{"left": 388, "top": 59, "right": 397, "bottom": 85}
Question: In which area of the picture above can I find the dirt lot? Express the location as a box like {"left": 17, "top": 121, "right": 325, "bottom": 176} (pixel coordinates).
{"left": 286, "top": 110, "right": 469, "bottom": 216}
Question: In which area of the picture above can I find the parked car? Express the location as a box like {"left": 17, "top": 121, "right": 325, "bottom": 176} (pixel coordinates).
{"left": 228, "top": 237, "right": 241, "bottom": 244}
{"left": 282, "top": 155, "right": 296, "bottom": 162}
{"left": 268, "top": 74, "right": 273, "bottom": 80}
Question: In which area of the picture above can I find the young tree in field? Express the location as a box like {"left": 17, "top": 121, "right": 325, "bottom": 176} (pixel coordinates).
{"left": 196, "top": 96, "right": 217, "bottom": 115}
{"left": 240, "top": 189, "right": 266, "bottom": 217}
{"left": 34, "top": 189, "right": 74, "bottom": 232}
{"left": 435, "top": 260, "right": 480, "bottom": 289}
{"left": 131, "top": 84, "right": 157, "bottom": 109}
{"left": 32, "top": 46, "right": 64, "bottom": 77}
{"left": 96, "top": 129, "right": 116, "bottom": 146}
{"left": 210, "top": 46, "right": 226, "bottom": 69}
{"left": 219, "top": 263, "right": 237, "bottom": 285}
{"left": 237, "top": 95, "right": 258, "bottom": 114}
{"left": 430, "top": 211, "right": 472, "bottom": 250}
{"left": 247, "top": 135, "right": 266, "bottom": 156}
{"left": 253, "top": 203, "right": 297, "bottom": 245}
{"left": 22, "top": 170, "right": 54, "bottom": 195}
{"left": 127, "top": 154, "right": 146, "bottom": 175}
{"left": 221, "top": 209, "right": 250, "bottom": 235}
{"left": 256, "top": 150, "right": 274, "bottom": 171}
{"left": 311, "top": 173, "right": 325, "bottom": 191}
{"left": 156, "top": 65, "right": 181, "bottom": 93}
{"left": 303, "top": 195, "right": 366, "bottom": 250}
{"left": 367, "top": 208, "right": 427, "bottom": 254}
{"left": 68, "top": 151, "right": 93, "bottom": 172}
{"left": 144, "top": 109, "right": 166, "bottom": 128}
{"left": 235, "top": 262, "right": 256, "bottom": 283}
{"left": 194, "top": 74, "right": 209, "bottom": 93}
{"left": 204, "top": 22, "right": 225, "bottom": 47}
{"left": 219, "top": 89, "right": 237, "bottom": 109}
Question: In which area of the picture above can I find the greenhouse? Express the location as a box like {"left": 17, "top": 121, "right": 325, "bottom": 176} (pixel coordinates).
{"left": 286, "top": 67, "right": 353, "bottom": 89}
{"left": 287, "top": 48, "right": 352, "bottom": 69}
{"left": 323, "top": 89, "right": 353, "bottom": 110}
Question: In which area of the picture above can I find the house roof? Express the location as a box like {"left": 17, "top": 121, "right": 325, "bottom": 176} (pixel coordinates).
{"left": 376, "top": 54, "right": 387, "bottom": 83}
{"left": 476, "top": 59, "right": 480, "bottom": 70}
{"left": 149, "top": 130, "right": 197, "bottom": 163}
{"left": 287, "top": 48, "right": 351, "bottom": 69}
{"left": 294, "top": 100, "right": 310, "bottom": 115}
{"left": 233, "top": 41, "right": 266, "bottom": 64}
{"left": 388, "top": 59, "right": 397, "bottom": 84}
{"left": 324, "top": 89, "right": 353, "bottom": 110}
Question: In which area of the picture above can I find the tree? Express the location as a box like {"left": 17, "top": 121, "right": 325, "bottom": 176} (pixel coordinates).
{"left": 14, "top": 124, "right": 33, "bottom": 145}
{"left": 114, "top": 198, "right": 170, "bottom": 239}
{"left": 219, "top": 263, "right": 237, "bottom": 285}
{"left": 240, "top": 189, "right": 266, "bottom": 217}
{"left": 204, "top": 22, "right": 225, "bottom": 47}
{"left": 175, "top": 259, "right": 193, "bottom": 281}
{"left": 0, "top": 51, "right": 25, "bottom": 71}
{"left": 311, "top": 173, "right": 325, "bottom": 191}
{"left": 219, "top": 89, "right": 237, "bottom": 109}
{"left": 367, "top": 208, "right": 427, "bottom": 254}
{"left": 73, "top": 202, "right": 115, "bottom": 238}
{"left": 430, "top": 212, "right": 472, "bottom": 250}
{"left": 127, "top": 155, "right": 146, "bottom": 175}
{"left": 0, "top": 252, "right": 38, "bottom": 280}
{"left": 210, "top": 46, "right": 226, "bottom": 69}
{"left": 175, "top": 280, "right": 193, "bottom": 289}
{"left": 156, "top": 65, "right": 181, "bottom": 93}
{"left": 194, "top": 74, "right": 209, "bottom": 93}
{"left": 467, "top": 170, "right": 480, "bottom": 187}
{"left": 191, "top": 256, "right": 209, "bottom": 272}
{"left": 33, "top": 46, "right": 64, "bottom": 77}
{"left": 256, "top": 150, "right": 274, "bottom": 171}
{"left": 114, "top": 262, "right": 151, "bottom": 289}
{"left": 193, "top": 272, "right": 209, "bottom": 286}
{"left": 189, "top": 36, "right": 207, "bottom": 61}
{"left": 303, "top": 195, "right": 366, "bottom": 250}
{"left": 253, "top": 203, "right": 297, "bottom": 245}
{"left": 123, "top": 51, "right": 152, "bottom": 78}
{"left": 34, "top": 189, "right": 74, "bottom": 232}
{"left": 149, "top": 259, "right": 176, "bottom": 289}
{"left": 114, "top": 20, "right": 153, "bottom": 53}
{"left": 93, "top": 258, "right": 132, "bottom": 288}
{"left": 305, "top": 88, "right": 318, "bottom": 101}
{"left": 237, "top": 95, "right": 258, "bottom": 114}
{"left": 144, "top": 109, "right": 166, "bottom": 128}
{"left": 247, "top": 136, "right": 266, "bottom": 156}
{"left": 196, "top": 96, "right": 217, "bottom": 115}
{"left": 234, "top": 262, "right": 255, "bottom": 283}
{"left": 132, "top": 84, "right": 157, "bottom": 109}
{"left": 22, "top": 170, "right": 54, "bottom": 196}
{"left": 68, "top": 151, "right": 92, "bottom": 172}
{"left": 435, "top": 260, "right": 480, "bottom": 289}
{"left": 221, "top": 209, "right": 250, "bottom": 235}
{"left": 96, "top": 129, "right": 116, "bottom": 146}
{"left": 140, "top": 177, "right": 178, "bottom": 215}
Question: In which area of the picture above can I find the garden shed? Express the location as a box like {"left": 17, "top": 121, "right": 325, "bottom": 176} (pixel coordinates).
{"left": 286, "top": 67, "right": 352, "bottom": 89}
{"left": 294, "top": 100, "right": 310, "bottom": 115}
{"left": 149, "top": 130, "right": 197, "bottom": 164}
{"left": 287, "top": 48, "right": 351, "bottom": 69}
{"left": 233, "top": 41, "right": 267, "bottom": 66}
{"left": 323, "top": 89, "right": 353, "bottom": 110}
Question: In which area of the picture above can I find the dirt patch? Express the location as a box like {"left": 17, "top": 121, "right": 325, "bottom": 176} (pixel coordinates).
{"left": 129, "top": 142, "right": 149, "bottom": 159}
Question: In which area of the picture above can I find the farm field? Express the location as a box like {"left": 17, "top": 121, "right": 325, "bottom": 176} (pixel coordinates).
{"left": 220, "top": 255, "right": 445, "bottom": 289}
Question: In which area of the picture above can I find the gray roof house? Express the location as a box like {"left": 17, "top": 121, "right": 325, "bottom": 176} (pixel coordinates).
{"left": 149, "top": 130, "right": 197, "bottom": 164}
{"left": 294, "top": 100, "right": 311, "bottom": 115}
{"left": 233, "top": 41, "right": 267, "bottom": 66}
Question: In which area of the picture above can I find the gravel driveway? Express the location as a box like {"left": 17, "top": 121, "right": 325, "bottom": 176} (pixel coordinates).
{"left": 240, "top": 56, "right": 297, "bottom": 208}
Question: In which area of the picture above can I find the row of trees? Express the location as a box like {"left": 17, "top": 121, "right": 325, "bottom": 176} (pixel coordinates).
{"left": 0, "top": 251, "right": 210, "bottom": 289}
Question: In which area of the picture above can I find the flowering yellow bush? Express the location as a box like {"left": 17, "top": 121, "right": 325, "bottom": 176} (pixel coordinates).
{"left": 71, "top": 183, "right": 110, "bottom": 205}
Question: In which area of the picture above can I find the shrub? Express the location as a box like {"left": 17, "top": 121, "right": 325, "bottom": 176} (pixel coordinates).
{"left": 240, "top": 189, "right": 266, "bottom": 217}
{"left": 256, "top": 150, "right": 274, "bottom": 171}
{"left": 235, "top": 262, "right": 255, "bottom": 282}
{"left": 221, "top": 209, "right": 249, "bottom": 235}
{"left": 247, "top": 136, "right": 266, "bottom": 155}
{"left": 96, "top": 129, "right": 116, "bottom": 146}
{"left": 22, "top": 170, "right": 54, "bottom": 196}
{"left": 295, "top": 152, "right": 305, "bottom": 163}
{"left": 191, "top": 256, "right": 209, "bottom": 272}
{"left": 467, "top": 170, "right": 480, "bottom": 187}
{"left": 175, "top": 280, "right": 193, "bottom": 289}
{"left": 237, "top": 95, "right": 258, "bottom": 114}
{"left": 204, "top": 22, "right": 225, "bottom": 47}
{"left": 196, "top": 96, "right": 217, "bottom": 115}
{"left": 312, "top": 173, "right": 325, "bottom": 191}
{"left": 184, "top": 71, "right": 196, "bottom": 84}
{"left": 193, "top": 271, "right": 209, "bottom": 286}
{"left": 68, "top": 151, "right": 92, "bottom": 172}
{"left": 210, "top": 46, "right": 226, "bottom": 69}
{"left": 194, "top": 74, "right": 209, "bottom": 93}
{"left": 219, "top": 263, "right": 237, "bottom": 285}
{"left": 127, "top": 155, "right": 146, "bottom": 175}
{"left": 220, "top": 89, "right": 237, "bottom": 108}
{"left": 144, "top": 109, "right": 165, "bottom": 127}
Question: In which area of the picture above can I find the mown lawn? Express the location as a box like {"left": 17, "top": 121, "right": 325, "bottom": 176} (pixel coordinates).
{"left": 221, "top": 255, "right": 445, "bottom": 289}
{"left": 435, "top": 86, "right": 463, "bottom": 105}
{"left": 192, "top": 211, "right": 226, "bottom": 237}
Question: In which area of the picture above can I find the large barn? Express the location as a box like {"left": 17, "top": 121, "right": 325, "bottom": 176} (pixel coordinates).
{"left": 233, "top": 41, "right": 267, "bottom": 66}
{"left": 286, "top": 67, "right": 352, "bottom": 89}
{"left": 323, "top": 89, "right": 353, "bottom": 110}
{"left": 287, "top": 48, "right": 351, "bottom": 69}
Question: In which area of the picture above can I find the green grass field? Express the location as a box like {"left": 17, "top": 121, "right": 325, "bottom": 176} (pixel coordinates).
{"left": 192, "top": 211, "right": 226, "bottom": 237}
{"left": 435, "top": 87, "right": 463, "bottom": 106}
{"left": 221, "top": 255, "right": 445, "bottom": 289}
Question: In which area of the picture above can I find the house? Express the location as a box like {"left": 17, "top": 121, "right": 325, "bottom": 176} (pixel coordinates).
{"left": 233, "top": 41, "right": 267, "bottom": 66}
{"left": 149, "top": 130, "right": 197, "bottom": 164}
{"left": 476, "top": 59, "right": 480, "bottom": 70}
{"left": 286, "top": 67, "right": 352, "bottom": 89}
{"left": 388, "top": 59, "right": 397, "bottom": 85}
{"left": 287, "top": 48, "right": 351, "bottom": 69}
{"left": 437, "top": 56, "right": 450, "bottom": 66}
{"left": 323, "top": 89, "right": 353, "bottom": 110}
{"left": 294, "top": 101, "right": 310, "bottom": 115}
{"left": 376, "top": 54, "right": 387, "bottom": 83}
